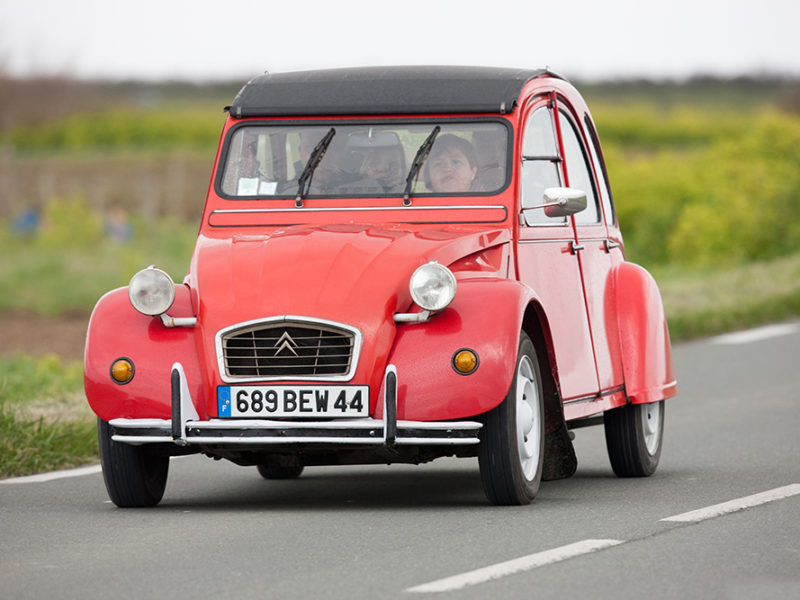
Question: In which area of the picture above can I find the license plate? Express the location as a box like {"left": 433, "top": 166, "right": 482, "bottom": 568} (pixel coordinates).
{"left": 217, "top": 385, "right": 369, "bottom": 418}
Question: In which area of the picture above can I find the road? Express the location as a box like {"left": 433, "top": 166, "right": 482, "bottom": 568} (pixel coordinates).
{"left": 2, "top": 323, "right": 799, "bottom": 599}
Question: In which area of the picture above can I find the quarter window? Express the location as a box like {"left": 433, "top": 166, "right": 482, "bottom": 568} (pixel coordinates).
{"left": 585, "top": 115, "right": 616, "bottom": 225}
{"left": 559, "top": 111, "right": 600, "bottom": 225}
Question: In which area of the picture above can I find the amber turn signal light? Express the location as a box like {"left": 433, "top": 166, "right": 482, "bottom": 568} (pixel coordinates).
{"left": 452, "top": 349, "right": 479, "bottom": 375}
{"left": 110, "top": 358, "right": 134, "bottom": 384}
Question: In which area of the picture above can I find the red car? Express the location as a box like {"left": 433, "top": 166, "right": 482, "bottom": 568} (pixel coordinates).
{"left": 84, "top": 66, "right": 676, "bottom": 507}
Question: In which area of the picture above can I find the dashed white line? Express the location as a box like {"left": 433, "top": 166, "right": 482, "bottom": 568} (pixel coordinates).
{"left": 710, "top": 323, "right": 800, "bottom": 345}
{"left": 0, "top": 464, "right": 101, "bottom": 484}
{"left": 661, "top": 483, "right": 800, "bottom": 523}
{"left": 405, "top": 539, "right": 624, "bottom": 594}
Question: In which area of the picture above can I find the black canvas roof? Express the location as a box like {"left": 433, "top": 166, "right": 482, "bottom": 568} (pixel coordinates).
{"left": 227, "top": 66, "right": 555, "bottom": 118}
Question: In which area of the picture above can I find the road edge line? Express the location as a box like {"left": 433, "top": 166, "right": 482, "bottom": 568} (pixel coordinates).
{"left": 1, "top": 464, "right": 102, "bottom": 485}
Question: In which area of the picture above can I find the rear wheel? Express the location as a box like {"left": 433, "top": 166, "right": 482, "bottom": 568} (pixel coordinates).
{"left": 604, "top": 400, "right": 664, "bottom": 477}
{"left": 257, "top": 465, "right": 305, "bottom": 479}
{"left": 478, "top": 332, "right": 544, "bottom": 505}
{"left": 98, "top": 419, "right": 169, "bottom": 507}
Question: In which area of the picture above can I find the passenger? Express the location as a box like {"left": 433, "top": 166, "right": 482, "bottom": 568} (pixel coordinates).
{"left": 360, "top": 145, "right": 405, "bottom": 191}
{"left": 424, "top": 134, "right": 478, "bottom": 193}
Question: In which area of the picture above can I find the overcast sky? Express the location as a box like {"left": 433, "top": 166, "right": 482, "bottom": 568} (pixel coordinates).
{"left": 1, "top": 0, "right": 797, "bottom": 82}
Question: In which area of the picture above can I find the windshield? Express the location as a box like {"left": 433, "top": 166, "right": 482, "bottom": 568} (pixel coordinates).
{"left": 218, "top": 120, "right": 510, "bottom": 199}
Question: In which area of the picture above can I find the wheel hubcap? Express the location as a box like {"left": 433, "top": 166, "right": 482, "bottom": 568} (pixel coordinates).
{"left": 640, "top": 401, "right": 662, "bottom": 455}
{"left": 515, "top": 356, "right": 541, "bottom": 480}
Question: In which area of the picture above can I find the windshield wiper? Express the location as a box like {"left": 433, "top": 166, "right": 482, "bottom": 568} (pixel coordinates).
{"left": 295, "top": 128, "right": 336, "bottom": 208}
{"left": 402, "top": 125, "right": 440, "bottom": 206}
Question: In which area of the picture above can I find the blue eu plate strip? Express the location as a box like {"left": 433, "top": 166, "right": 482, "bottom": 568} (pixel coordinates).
{"left": 217, "top": 386, "right": 231, "bottom": 417}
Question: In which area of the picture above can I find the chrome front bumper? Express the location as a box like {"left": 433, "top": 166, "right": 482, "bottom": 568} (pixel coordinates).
{"left": 109, "top": 363, "right": 482, "bottom": 447}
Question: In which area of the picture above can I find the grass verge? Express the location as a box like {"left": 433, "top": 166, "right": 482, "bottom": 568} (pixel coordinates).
{"left": 0, "top": 354, "right": 96, "bottom": 478}
{"left": 657, "top": 251, "right": 800, "bottom": 340}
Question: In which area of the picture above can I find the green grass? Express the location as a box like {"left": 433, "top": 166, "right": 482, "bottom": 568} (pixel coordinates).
{"left": 658, "top": 251, "right": 800, "bottom": 340}
{"left": 0, "top": 354, "right": 96, "bottom": 478}
{"left": 0, "top": 199, "right": 197, "bottom": 315}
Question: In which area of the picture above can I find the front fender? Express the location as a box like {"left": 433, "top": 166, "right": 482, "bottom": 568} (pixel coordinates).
{"left": 382, "top": 278, "right": 536, "bottom": 421}
{"left": 614, "top": 262, "right": 677, "bottom": 404}
{"left": 84, "top": 285, "right": 204, "bottom": 421}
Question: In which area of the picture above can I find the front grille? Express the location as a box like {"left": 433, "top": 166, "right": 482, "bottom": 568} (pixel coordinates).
{"left": 220, "top": 320, "right": 356, "bottom": 379}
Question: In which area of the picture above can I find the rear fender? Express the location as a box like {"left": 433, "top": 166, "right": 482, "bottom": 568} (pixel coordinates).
{"left": 614, "top": 262, "right": 677, "bottom": 404}
{"left": 84, "top": 285, "right": 204, "bottom": 421}
{"left": 380, "top": 278, "right": 536, "bottom": 421}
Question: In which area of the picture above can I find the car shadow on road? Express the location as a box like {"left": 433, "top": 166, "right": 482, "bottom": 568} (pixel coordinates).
{"left": 160, "top": 465, "right": 491, "bottom": 511}
{"left": 148, "top": 458, "right": 683, "bottom": 512}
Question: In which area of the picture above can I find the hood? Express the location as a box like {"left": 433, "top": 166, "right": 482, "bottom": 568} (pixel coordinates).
{"left": 189, "top": 224, "right": 509, "bottom": 391}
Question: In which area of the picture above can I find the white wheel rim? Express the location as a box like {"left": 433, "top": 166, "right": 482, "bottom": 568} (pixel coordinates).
{"left": 640, "top": 401, "right": 662, "bottom": 455}
{"left": 515, "top": 356, "right": 541, "bottom": 481}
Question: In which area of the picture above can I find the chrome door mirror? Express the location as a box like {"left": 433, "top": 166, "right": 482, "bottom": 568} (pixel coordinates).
{"left": 520, "top": 187, "right": 587, "bottom": 223}
{"left": 542, "top": 187, "right": 587, "bottom": 217}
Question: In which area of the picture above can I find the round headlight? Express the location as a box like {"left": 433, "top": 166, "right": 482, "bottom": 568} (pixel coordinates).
{"left": 128, "top": 267, "right": 175, "bottom": 316}
{"left": 409, "top": 262, "right": 457, "bottom": 312}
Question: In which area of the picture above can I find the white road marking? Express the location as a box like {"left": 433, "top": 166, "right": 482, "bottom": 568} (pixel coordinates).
{"left": 661, "top": 484, "right": 800, "bottom": 523}
{"left": 0, "top": 464, "right": 101, "bottom": 484}
{"left": 710, "top": 323, "right": 800, "bottom": 345}
{"left": 405, "top": 539, "right": 624, "bottom": 594}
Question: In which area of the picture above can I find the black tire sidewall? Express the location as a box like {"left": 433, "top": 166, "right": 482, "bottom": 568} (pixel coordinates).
{"left": 478, "top": 332, "right": 544, "bottom": 505}
{"left": 510, "top": 335, "right": 544, "bottom": 496}
{"left": 604, "top": 401, "right": 664, "bottom": 477}
{"left": 98, "top": 419, "right": 169, "bottom": 507}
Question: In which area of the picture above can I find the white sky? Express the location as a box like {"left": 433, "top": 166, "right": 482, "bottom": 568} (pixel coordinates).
{"left": 1, "top": 0, "right": 798, "bottom": 82}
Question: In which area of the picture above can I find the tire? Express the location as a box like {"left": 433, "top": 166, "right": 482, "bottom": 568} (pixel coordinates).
{"left": 604, "top": 400, "right": 664, "bottom": 477}
{"left": 257, "top": 465, "right": 305, "bottom": 479}
{"left": 97, "top": 419, "right": 169, "bottom": 507}
{"left": 478, "top": 332, "right": 544, "bottom": 505}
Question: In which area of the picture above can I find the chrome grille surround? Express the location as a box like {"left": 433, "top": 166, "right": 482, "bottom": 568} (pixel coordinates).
{"left": 215, "top": 316, "right": 362, "bottom": 383}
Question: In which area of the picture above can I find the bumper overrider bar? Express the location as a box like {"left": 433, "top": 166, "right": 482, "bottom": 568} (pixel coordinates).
{"left": 109, "top": 363, "right": 482, "bottom": 447}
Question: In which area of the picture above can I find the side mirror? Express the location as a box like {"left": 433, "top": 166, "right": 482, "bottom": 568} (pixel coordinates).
{"left": 542, "top": 187, "right": 587, "bottom": 217}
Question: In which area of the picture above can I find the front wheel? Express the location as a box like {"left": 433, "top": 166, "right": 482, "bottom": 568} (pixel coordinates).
{"left": 98, "top": 419, "right": 169, "bottom": 507}
{"left": 604, "top": 400, "right": 664, "bottom": 477}
{"left": 478, "top": 332, "right": 544, "bottom": 505}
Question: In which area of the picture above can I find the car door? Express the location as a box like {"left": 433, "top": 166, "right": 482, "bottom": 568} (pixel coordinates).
{"left": 516, "top": 94, "right": 599, "bottom": 401}
{"left": 554, "top": 102, "right": 624, "bottom": 392}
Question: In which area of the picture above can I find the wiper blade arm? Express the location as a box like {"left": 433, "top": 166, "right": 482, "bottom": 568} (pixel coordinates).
{"left": 402, "top": 125, "right": 440, "bottom": 206}
{"left": 295, "top": 128, "right": 336, "bottom": 208}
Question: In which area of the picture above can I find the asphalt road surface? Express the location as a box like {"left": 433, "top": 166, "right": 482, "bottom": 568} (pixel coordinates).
{"left": 2, "top": 323, "right": 799, "bottom": 599}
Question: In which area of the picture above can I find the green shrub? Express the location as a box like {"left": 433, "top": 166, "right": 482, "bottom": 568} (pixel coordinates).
{"left": 603, "top": 109, "right": 800, "bottom": 269}
{"left": 3, "top": 108, "right": 223, "bottom": 154}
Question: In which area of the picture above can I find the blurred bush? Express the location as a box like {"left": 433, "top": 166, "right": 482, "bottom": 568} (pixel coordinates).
{"left": 597, "top": 107, "right": 800, "bottom": 269}
{"left": 3, "top": 108, "right": 223, "bottom": 154}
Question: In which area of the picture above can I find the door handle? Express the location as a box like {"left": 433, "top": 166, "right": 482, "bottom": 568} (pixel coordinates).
{"left": 570, "top": 241, "right": 585, "bottom": 254}
{"left": 604, "top": 239, "right": 620, "bottom": 252}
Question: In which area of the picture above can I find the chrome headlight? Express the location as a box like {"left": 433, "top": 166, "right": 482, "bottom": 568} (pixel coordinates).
{"left": 128, "top": 267, "right": 175, "bottom": 316}
{"left": 409, "top": 262, "right": 457, "bottom": 312}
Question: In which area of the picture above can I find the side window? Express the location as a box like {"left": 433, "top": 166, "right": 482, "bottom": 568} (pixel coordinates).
{"left": 585, "top": 115, "right": 616, "bottom": 225}
{"left": 559, "top": 110, "right": 600, "bottom": 225}
{"left": 521, "top": 105, "right": 564, "bottom": 226}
